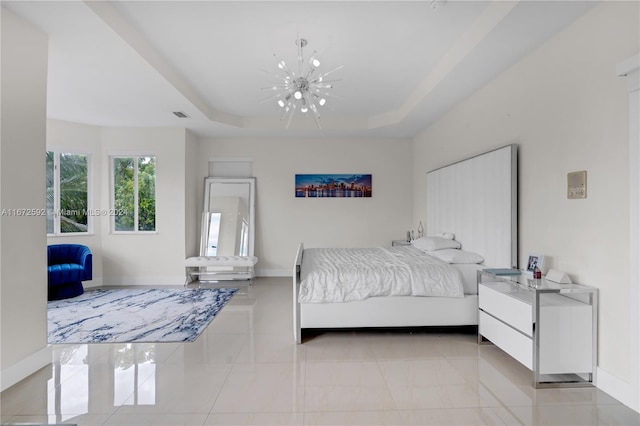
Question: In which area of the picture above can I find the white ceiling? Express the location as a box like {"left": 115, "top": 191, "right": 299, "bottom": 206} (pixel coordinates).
{"left": 4, "top": 1, "right": 597, "bottom": 139}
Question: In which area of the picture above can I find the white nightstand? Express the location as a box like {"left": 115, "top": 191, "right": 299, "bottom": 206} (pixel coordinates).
{"left": 392, "top": 240, "right": 411, "bottom": 246}
{"left": 478, "top": 269, "right": 597, "bottom": 388}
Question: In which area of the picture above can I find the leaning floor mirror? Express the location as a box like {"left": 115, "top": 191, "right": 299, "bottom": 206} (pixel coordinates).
{"left": 201, "top": 177, "right": 255, "bottom": 258}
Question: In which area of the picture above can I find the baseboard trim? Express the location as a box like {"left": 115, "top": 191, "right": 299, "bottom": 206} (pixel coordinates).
{"left": 255, "top": 268, "right": 290, "bottom": 277}
{"left": 1, "top": 345, "right": 52, "bottom": 392}
{"left": 87, "top": 271, "right": 294, "bottom": 284}
{"left": 596, "top": 366, "right": 639, "bottom": 412}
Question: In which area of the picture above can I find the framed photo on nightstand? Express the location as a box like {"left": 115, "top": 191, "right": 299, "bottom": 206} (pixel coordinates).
{"left": 526, "top": 253, "right": 545, "bottom": 274}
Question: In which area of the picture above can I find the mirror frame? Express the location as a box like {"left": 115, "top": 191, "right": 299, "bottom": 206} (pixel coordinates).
{"left": 201, "top": 177, "right": 255, "bottom": 257}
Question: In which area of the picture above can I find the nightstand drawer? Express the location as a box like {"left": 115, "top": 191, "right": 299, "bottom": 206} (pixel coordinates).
{"left": 479, "top": 311, "right": 532, "bottom": 369}
{"left": 479, "top": 283, "right": 532, "bottom": 337}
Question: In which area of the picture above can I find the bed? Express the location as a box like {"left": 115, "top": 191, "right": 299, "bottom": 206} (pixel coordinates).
{"left": 292, "top": 144, "right": 518, "bottom": 343}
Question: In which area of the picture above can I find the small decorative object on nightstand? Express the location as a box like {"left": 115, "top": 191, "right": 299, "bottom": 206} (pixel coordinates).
{"left": 546, "top": 269, "right": 572, "bottom": 283}
{"left": 526, "top": 253, "right": 545, "bottom": 275}
{"left": 477, "top": 269, "right": 597, "bottom": 388}
{"left": 392, "top": 240, "right": 411, "bottom": 247}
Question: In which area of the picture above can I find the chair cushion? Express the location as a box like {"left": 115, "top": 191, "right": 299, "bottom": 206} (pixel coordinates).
{"left": 185, "top": 256, "right": 258, "bottom": 267}
{"left": 48, "top": 263, "right": 85, "bottom": 285}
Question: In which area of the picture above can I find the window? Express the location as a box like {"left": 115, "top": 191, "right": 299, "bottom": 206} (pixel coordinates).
{"left": 111, "top": 156, "right": 156, "bottom": 232}
{"left": 46, "top": 151, "right": 90, "bottom": 235}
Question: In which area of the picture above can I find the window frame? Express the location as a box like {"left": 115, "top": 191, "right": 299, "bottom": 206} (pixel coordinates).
{"left": 109, "top": 154, "right": 157, "bottom": 234}
{"left": 46, "top": 150, "right": 92, "bottom": 236}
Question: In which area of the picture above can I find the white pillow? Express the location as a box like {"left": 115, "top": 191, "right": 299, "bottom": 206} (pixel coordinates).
{"left": 439, "top": 232, "right": 455, "bottom": 240}
{"left": 411, "top": 236, "right": 461, "bottom": 251}
{"left": 430, "top": 249, "right": 484, "bottom": 264}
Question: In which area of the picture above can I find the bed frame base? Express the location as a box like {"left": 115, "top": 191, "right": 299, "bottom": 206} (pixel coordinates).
{"left": 293, "top": 243, "right": 478, "bottom": 344}
{"left": 300, "top": 295, "right": 478, "bottom": 328}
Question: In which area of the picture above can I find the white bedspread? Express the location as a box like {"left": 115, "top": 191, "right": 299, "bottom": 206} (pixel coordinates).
{"left": 299, "top": 246, "right": 465, "bottom": 303}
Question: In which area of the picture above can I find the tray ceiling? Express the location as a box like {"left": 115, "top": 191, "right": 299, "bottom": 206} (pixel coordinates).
{"left": 4, "top": 1, "right": 597, "bottom": 138}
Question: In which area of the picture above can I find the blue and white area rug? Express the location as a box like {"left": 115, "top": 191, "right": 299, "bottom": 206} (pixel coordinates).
{"left": 48, "top": 287, "right": 237, "bottom": 344}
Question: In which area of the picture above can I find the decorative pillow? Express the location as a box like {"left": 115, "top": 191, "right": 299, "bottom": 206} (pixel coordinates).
{"left": 439, "top": 232, "right": 455, "bottom": 240}
{"left": 429, "top": 249, "right": 484, "bottom": 264}
{"left": 411, "top": 236, "right": 461, "bottom": 251}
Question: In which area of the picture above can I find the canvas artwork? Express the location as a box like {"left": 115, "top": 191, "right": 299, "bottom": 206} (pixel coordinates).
{"left": 295, "top": 174, "right": 372, "bottom": 198}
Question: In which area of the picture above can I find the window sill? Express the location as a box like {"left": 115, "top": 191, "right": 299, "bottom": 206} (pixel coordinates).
{"left": 109, "top": 231, "right": 158, "bottom": 235}
{"left": 47, "top": 233, "right": 94, "bottom": 237}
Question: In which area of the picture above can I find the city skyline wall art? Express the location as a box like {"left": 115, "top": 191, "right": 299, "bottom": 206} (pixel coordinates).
{"left": 295, "top": 174, "right": 372, "bottom": 198}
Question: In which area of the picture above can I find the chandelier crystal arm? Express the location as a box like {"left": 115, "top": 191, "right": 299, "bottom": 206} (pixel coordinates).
{"left": 316, "top": 64, "right": 344, "bottom": 80}
{"left": 305, "top": 67, "right": 317, "bottom": 82}
{"left": 261, "top": 83, "right": 293, "bottom": 91}
{"left": 309, "top": 102, "right": 321, "bottom": 128}
{"left": 306, "top": 95, "right": 321, "bottom": 118}
{"left": 260, "top": 92, "right": 289, "bottom": 104}
{"left": 310, "top": 78, "right": 342, "bottom": 84}
{"left": 258, "top": 67, "right": 284, "bottom": 77}
{"left": 276, "top": 59, "right": 295, "bottom": 79}
{"left": 311, "top": 83, "right": 334, "bottom": 90}
{"left": 285, "top": 102, "right": 297, "bottom": 128}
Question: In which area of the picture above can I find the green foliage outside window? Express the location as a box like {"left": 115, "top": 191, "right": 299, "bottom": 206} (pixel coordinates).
{"left": 113, "top": 157, "right": 135, "bottom": 231}
{"left": 46, "top": 151, "right": 89, "bottom": 234}
{"left": 60, "top": 153, "right": 88, "bottom": 232}
{"left": 137, "top": 157, "right": 156, "bottom": 231}
{"left": 113, "top": 156, "right": 156, "bottom": 232}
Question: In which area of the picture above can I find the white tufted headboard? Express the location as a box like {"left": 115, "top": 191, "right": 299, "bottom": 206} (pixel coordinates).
{"left": 426, "top": 145, "right": 518, "bottom": 268}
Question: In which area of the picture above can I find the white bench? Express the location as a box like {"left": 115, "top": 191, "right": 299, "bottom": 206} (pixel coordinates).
{"left": 185, "top": 256, "right": 258, "bottom": 285}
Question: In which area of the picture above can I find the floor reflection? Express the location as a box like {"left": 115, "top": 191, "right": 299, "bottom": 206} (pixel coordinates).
{"left": 48, "top": 346, "right": 88, "bottom": 424}
{"left": 45, "top": 343, "right": 158, "bottom": 422}
{"left": 112, "top": 344, "right": 156, "bottom": 406}
{"left": 2, "top": 278, "right": 638, "bottom": 426}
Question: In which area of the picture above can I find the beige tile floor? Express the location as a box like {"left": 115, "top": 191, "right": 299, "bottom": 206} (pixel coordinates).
{"left": 2, "top": 277, "right": 639, "bottom": 425}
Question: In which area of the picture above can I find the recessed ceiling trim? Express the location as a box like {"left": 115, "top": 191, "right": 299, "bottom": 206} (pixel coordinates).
{"left": 369, "top": 0, "right": 518, "bottom": 129}
{"left": 84, "top": 0, "right": 243, "bottom": 128}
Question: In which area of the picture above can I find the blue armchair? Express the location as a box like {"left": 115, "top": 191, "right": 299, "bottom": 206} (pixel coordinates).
{"left": 47, "top": 244, "right": 92, "bottom": 301}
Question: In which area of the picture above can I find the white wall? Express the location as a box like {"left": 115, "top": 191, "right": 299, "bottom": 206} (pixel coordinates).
{"left": 413, "top": 1, "right": 638, "bottom": 392}
{"left": 46, "top": 123, "right": 191, "bottom": 286}
{"left": 185, "top": 130, "right": 199, "bottom": 259}
{"left": 100, "top": 127, "right": 187, "bottom": 285}
{"left": 46, "top": 120, "right": 103, "bottom": 286}
{"left": 196, "top": 137, "right": 414, "bottom": 275}
{"left": 0, "top": 7, "right": 51, "bottom": 390}
{"left": 617, "top": 53, "right": 640, "bottom": 412}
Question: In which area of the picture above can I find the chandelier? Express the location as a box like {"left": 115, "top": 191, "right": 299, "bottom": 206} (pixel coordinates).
{"left": 262, "top": 36, "right": 343, "bottom": 128}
